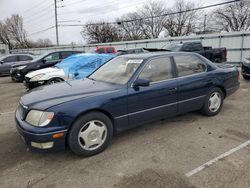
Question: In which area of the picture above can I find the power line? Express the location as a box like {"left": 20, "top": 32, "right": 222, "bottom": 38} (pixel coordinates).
{"left": 24, "top": 4, "right": 54, "bottom": 22}
{"left": 20, "top": 0, "right": 50, "bottom": 16}
{"left": 59, "top": 0, "right": 240, "bottom": 27}
{"left": 27, "top": 26, "right": 55, "bottom": 37}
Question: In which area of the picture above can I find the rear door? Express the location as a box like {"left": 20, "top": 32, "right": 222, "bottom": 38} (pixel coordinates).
{"left": 18, "top": 55, "right": 33, "bottom": 62}
{"left": 173, "top": 54, "right": 209, "bottom": 114}
{"left": 0, "top": 55, "right": 18, "bottom": 74}
{"left": 127, "top": 56, "right": 178, "bottom": 126}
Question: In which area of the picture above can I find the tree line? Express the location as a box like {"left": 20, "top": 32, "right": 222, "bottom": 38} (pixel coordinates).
{"left": 0, "top": 14, "right": 52, "bottom": 49}
{"left": 82, "top": 0, "right": 250, "bottom": 43}
{"left": 0, "top": 0, "right": 250, "bottom": 48}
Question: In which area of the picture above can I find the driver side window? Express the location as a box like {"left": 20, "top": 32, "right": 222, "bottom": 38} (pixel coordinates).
{"left": 44, "top": 52, "right": 60, "bottom": 62}
{"left": 139, "top": 57, "right": 172, "bottom": 83}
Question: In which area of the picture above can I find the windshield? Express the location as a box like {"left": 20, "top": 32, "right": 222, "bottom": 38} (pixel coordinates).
{"left": 163, "top": 43, "right": 183, "bottom": 51}
{"left": 89, "top": 57, "right": 143, "bottom": 84}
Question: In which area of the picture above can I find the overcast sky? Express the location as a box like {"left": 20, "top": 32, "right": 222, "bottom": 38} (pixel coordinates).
{"left": 0, "top": 0, "right": 225, "bottom": 45}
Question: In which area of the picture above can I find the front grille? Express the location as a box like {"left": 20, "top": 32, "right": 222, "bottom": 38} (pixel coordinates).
{"left": 25, "top": 77, "right": 30, "bottom": 83}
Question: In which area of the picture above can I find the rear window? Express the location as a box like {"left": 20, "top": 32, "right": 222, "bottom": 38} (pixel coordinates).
{"left": 174, "top": 55, "right": 206, "bottom": 77}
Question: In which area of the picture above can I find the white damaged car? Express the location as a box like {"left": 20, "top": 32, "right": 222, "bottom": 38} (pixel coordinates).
{"left": 24, "top": 53, "right": 115, "bottom": 90}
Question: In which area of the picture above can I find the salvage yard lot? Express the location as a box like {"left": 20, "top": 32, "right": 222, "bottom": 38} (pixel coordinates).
{"left": 0, "top": 76, "right": 249, "bottom": 188}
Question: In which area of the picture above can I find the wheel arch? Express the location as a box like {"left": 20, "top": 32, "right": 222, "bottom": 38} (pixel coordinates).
{"left": 67, "top": 108, "right": 116, "bottom": 137}
{"left": 215, "top": 85, "right": 226, "bottom": 98}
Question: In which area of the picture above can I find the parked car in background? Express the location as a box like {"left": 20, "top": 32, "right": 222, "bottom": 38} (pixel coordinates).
{"left": 24, "top": 53, "right": 115, "bottom": 90}
{"left": 95, "top": 46, "right": 116, "bottom": 54}
{"left": 0, "top": 54, "right": 34, "bottom": 75}
{"left": 241, "top": 57, "right": 250, "bottom": 79}
{"left": 117, "top": 48, "right": 169, "bottom": 55}
{"left": 163, "top": 41, "right": 227, "bottom": 63}
{"left": 15, "top": 52, "right": 239, "bottom": 156}
{"left": 10, "top": 50, "right": 82, "bottom": 82}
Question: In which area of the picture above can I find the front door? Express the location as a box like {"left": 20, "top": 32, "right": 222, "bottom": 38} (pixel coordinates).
{"left": 127, "top": 56, "right": 178, "bottom": 126}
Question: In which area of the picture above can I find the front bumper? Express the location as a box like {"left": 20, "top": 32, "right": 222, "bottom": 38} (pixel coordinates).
{"left": 241, "top": 63, "right": 250, "bottom": 76}
{"left": 24, "top": 78, "right": 46, "bottom": 90}
{"left": 15, "top": 110, "right": 67, "bottom": 152}
{"left": 10, "top": 69, "right": 24, "bottom": 82}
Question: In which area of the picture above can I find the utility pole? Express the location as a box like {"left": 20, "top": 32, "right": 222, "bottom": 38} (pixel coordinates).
{"left": 203, "top": 14, "right": 207, "bottom": 34}
{"left": 54, "top": 0, "right": 59, "bottom": 46}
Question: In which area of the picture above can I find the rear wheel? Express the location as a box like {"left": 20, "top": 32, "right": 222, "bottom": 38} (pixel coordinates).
{"left": 47, "top": 78, "right": 63, "bottom": 85}
{"left": 68, "top": 112, "right": 113, "bottom": 156}
{"left": 201, "top": 88, "right": 224, "bottom": 116}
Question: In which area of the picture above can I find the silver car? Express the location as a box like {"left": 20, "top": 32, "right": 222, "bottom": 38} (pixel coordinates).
{"left": 0, "top": 54, "right": 34, "bottom": 75}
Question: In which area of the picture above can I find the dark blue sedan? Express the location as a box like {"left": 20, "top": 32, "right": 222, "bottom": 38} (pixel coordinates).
{"left": 15, "top": 52, "right": 240, "bottom": 156}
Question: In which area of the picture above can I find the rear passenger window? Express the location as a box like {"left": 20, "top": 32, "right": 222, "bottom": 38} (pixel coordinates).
{"left": 61, "top": 52, "right": 74, "bottom": 59}
{"left": 139, "top": 57, "right": 172, "bottom": 83}
{"left": 174, "top": 55, "right": 206, "bottom": 77}
{"left": 107, "top": 48, "right": 114, "bottom": 53}
{"left": 19, "top": 55, "right": 32, "bottom": 61}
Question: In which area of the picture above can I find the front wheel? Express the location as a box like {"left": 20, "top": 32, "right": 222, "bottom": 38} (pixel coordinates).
{"left": 68, "top": 112, "right": 113, "bottom": 156}
{"left": 47, "top": 78, "right": 63, "bottom": 85}
{"left": 200, "top": 88, "right": 224, "bottom": 116}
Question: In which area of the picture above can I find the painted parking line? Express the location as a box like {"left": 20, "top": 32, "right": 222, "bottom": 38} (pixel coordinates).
{"left": 0, "top": 111, "right": 15, "bottom": 115}
{"left": 185, "top": 140, "right": 250, "bottom": 177}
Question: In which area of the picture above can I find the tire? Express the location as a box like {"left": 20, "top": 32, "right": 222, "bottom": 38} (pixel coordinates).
{"left": 68, "top": 112, "right": 113, "bottom": 157}
{"left": 47, "top": 78, "right": 63, "bottom": 85}
{"left": 200, "top": 87, "right": 224, "bottom": 116}
{"left": 243, "top": 75, "right": 250, "bottom": 80}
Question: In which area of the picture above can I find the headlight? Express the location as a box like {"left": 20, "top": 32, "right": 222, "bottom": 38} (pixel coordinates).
{"left": 17, "top": 65, "right": 26, "bottom": 70}
{"left": 30, "top": 74, "right": 45, "bottom": 81}
{"left": 25, "top": 110, "right": 54, "bottom": 127}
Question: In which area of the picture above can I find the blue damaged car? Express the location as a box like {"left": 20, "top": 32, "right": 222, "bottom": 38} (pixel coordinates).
{"left": 15, "top": 52, "right": 240, "bottom": 156}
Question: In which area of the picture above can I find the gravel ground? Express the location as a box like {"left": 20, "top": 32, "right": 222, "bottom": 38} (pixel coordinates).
{"left": 0, "top": 75, "right": 249, "bottom": 188}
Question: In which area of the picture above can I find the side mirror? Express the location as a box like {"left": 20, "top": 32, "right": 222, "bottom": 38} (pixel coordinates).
{"left": 0, "top": 60, "right": 3, "bottom": 64}
{"left": 133, "top": 78, "right": 150, "bottom": 88}
{"left": 42, "top": 59, "right": 47, "bottom": 63}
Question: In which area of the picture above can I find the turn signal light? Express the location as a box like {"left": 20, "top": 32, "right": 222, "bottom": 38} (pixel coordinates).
{"left": 52, "top": 132, "right": 64, "bottom": 139}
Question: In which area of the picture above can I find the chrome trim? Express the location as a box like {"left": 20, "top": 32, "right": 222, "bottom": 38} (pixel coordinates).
{"left": 226, "top": 85, "right": 240, "bottom": 91}
{"left": 20, "top": 101, "right": 28, "bottom": 109}
{"left": 114, "top": 95, "right": 206, "bottom": 119}
{"left": 19, "top": 128, "right": 67, "bottom": 136}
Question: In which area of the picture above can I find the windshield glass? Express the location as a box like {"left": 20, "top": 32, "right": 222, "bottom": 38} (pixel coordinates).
{"left": 164, "top": 43, "right": 183, "bottom": 51}
{"left": 89, "top": 57, "right": 143, "bottom": 84}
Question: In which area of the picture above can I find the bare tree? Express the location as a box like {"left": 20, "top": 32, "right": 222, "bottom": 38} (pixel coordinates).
{"left": 137, "top": 0, "right": 167, "bottom": 38}
{"left": 163, "top": 0, "right": 200, "bottom": 37}
{"left": 117, "top": 12, "right": 149, "bottom": 41}
{"left": 5, "top": 14, "right": 29, "bottom": 48}
{"left": 213, "top": 0, "right": 250, "bottom": 32}
{"left": 81, "top": 21, "right": 122, "bottom": 43}
{"left": 35, "top": 38, "right": 53, "bottom": 47}
{"left": 0, "top": 21, "right": 14, "bottom": 49}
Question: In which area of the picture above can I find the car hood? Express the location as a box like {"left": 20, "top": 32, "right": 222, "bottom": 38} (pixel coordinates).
{"left": 20, "top": 78, "right": 121, "bottom": 110}
{"left": 12, "top": 61, "right": 32, "bottom": 67}
{"left": 26, "top": 67, "right": 62, "bottom": 78}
